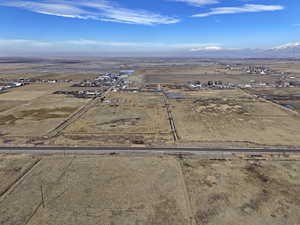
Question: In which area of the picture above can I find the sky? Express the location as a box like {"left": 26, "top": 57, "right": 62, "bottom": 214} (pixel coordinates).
{"left": 0, "top": 0, "right": 299, "bottom": 56}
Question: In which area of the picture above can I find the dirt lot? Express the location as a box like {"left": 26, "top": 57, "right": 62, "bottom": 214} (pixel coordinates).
{"left": 55, "top": 92, "right": 172, "bottom": 146}
{"left": 169, "top": 89, "right": 300, "bottom": 147}
{"left": 0, "top": 155, "right": 299, "bottom": 225}
{"left": 0, "top": 84, "right": 88, "bottom": 139}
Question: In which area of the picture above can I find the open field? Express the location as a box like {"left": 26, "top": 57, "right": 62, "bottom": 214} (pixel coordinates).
{"left": 0, "top": 154, "right": 300, "bottom": 225}
{"left": 0, "top": 58, "right": 126, "bottom": 78}
{"left": 0, "top": 84, "right": 88, "bottom": 141}
{"left": 0, "top": 58, "right": 299, "bottom": 148}
{"left": 54, "top": 92, "right": 172, "bottom": 146}
{"left": 0, "top": 155, "right": 190, "bottom": 225}
{"left": 168, "top": 89, "right": 300, "bottom": 147}
{"left": 248, "top": 87, "right": 300, "bottom": 96}
{"left": 247, "top": 87, "right": 300, "bottom": 113}
{"left": 180, "top": 157, "right": 300, "bottom": 225}
{"left": 0, "top": 155, "right": 38, "bottom": 196}
{"left": 141, "top": 66, "right": 282, "bottom": 85}
{"left": 270, "top": 62, "right": 300, "bottom": 74}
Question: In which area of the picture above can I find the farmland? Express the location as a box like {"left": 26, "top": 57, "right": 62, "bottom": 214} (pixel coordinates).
{"left": 55, "top": 92, "right": 172, "bottom": 146}
{"left": 0, "top": 58, "right": 300, "bottom": 148}
{"left": 0, "top": 84, "right": 88, "bottom": 144}
{"left": 0, "top": 154, "right": 300, "bottom": 225}
{"left": 0, "top": 58, "right": 300, "bottom": 225}
{"left": 167, "top": 89, "right": 300, "bottom": 147}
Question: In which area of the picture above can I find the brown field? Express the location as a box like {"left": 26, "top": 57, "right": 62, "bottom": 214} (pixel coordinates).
{"left": 180, "top": 157, "right": 300, "bottom": 225}
{"left": 0, "top": 155, "right": 190, "bottom": 225}
{"left": 0, "top": 100, "right": 26, "bottom": 113}
{"left": 0, "top": 60, "right": 299, "bottom": 148}
{"left": 248, "top": 87, "right": 300, "bottom": 96}
{"left": 168, "top": 88, "right": 253, "bottom": 99}
{"left": 55, "top": 92, "right": 172, "bottom": 146}
{"left": 0, "top": 155, "right": 38, "bottom": 196}
{"left": 169, "top": 89, "right": 300, "bottom": 147}
{"left": 270, "top": 62, "right": 300, "bottom": 74}
{"left": 0, "top": 90, "right": 49, "bottom": 101}
{"left": 0, "top": 84, "right": 88, "bottom": 138}
{"left": 141, "top": 66, "right": 282, "bottom": 85}
{"left": 247, "top": 87, "right": 300, "bottom": 113}
{"left": 33, "top": 73, "right": 100, "bottom": 81}
{"left": 1, "top": 155, "right": 300, "bottom": 225}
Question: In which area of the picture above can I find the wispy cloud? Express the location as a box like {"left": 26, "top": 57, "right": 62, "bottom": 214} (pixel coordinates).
{"left": 0, "top": 0, "right": 179, "bottom": 25}
{"left": 0, "top": 39, "right": 220, "bottom": 51}
{"left": 169, "top": 0, "right": 219, "bottom": 7}
{"left": 190, "top": 46, "right": 240, "bottom": 51}
{"left": 190, "top": 46, "right": 223, "bottom": 51}
{"left": 193, "top": 4, "right": 284, "bottom": 17}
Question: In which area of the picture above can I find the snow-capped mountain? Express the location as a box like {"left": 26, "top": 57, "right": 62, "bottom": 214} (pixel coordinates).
{"left": 271, "top": 42, "right": 300, "bottom": 50}
{"left": 264, "top": 42, "right": 300, "bottom": 57}
{"left": 184, "top": 42, "right": 300, "bottom": 58}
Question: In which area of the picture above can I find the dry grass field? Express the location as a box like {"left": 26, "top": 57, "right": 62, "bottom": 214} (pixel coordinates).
{"left": 54, "top": 92, "right": 172, "bottom": 146}
{"left": 248, "top": 87, "right": 300, "bottom": 113}
{"left": 0, "top": 155, "right": 190, "bottom": 225}
{"left": 0, "top": 73, "right": 99, "bottom": 81}
{"left": 0, "top": 155, "right": 38, "bottom": 196}
{"left": 0, "top": 84, "right": 88, "bottom": 140}
{"left": 0, "top": 155, "right": 299, "bottom": 225}
{"left": 249, "top": 87, "right": 300, "bottom": 96}
{"left": 180, "top": 157, "right": 300, "bottom": 225}
{"left": 169, "top": 89, "right": 300, "bottom": 147}
{"left": 141, "top": 66, "right": 282, "bottom": 85}
{"left": 270, "top": 62, "right": 300, "bottom": 74}
{"left": 0, "top": 59, "right": 299, "bottom": 148}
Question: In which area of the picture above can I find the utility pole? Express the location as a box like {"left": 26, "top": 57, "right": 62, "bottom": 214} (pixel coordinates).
{"left": 40, "top": 183, "right": 45, "bottom": 208}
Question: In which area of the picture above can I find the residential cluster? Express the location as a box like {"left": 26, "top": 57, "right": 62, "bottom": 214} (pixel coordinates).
{"left": 244, "top": 65, "right": 272, "bottom": 75}
{"left": 187, "top": 80, "right": 235, "bottom": 89}
{"left": 187, "top": 79, "right": 300, "bottom": 90}
{"left": 54, "top": 71, "right": 132, "bottom": 98}
{"left": 73, "top": 72, "right": 128, "bottom": 88}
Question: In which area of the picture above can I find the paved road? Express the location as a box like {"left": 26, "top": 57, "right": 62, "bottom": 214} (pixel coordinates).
{"left": 0, "top": 146, "right": 300, "bottom": 156}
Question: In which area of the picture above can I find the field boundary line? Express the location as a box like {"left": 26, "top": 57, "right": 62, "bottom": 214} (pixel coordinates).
{"left": 162, "top": 92, "right": 180, "bottom": 142}
{"left": 0, "top": 158, "right": 41, "bottom": 202}
{"left": 175, "top": 158, "right": 195, "bottom": 225}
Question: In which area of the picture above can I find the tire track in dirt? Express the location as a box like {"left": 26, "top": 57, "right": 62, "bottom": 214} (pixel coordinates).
{"left": 174, "top": 158, "right": 196, "bottom": 225}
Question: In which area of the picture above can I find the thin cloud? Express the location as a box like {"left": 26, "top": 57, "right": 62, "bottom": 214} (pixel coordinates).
{"left": 170, "top": 0, "right": 219, "bottom": 7}
{"left": 193, "top": 4, "right": 284, "bottom": 17}
{"left": 190, "top": 46, "right": 240, "bottom": 51}
{"left": 0, "top": 39, "right": 220, "bottom": 50}
{"left": 191, "top": 46, "right": 223, "bottom": 51}
{"left": 0, "top": 0, "right": 179, "bottom": 25}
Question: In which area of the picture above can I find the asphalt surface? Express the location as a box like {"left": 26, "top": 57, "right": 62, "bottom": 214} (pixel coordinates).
{"left": 0, "top": 146, "right": 300, "bottom": 156}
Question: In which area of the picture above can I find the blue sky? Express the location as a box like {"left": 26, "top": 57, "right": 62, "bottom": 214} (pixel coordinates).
{"left": 0, "top": 0, "right": 299, "bottom": 55}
